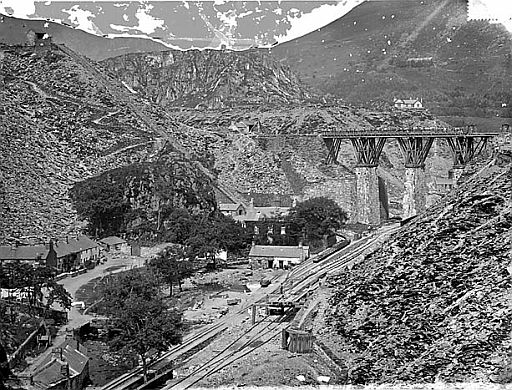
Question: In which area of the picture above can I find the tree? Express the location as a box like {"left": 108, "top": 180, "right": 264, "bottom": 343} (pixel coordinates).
{"left": 1, "top": 264, "right": 71, "bottom": 311}
{"left": 149, "top": 246, "right": 193, "bottom": 296}
{"left": 102, "top": 269, "right": 183, "bottom": 383}
{"left": 285, "top": 197, "right": 348, "bottom": 248}
{"left": 185, "top": 212, "right": 250, "bottom": 268}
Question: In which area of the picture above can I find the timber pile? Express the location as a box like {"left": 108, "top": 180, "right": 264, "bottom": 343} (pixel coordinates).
{"left": 324, "top": 146, "right": 512, "bottom": 383}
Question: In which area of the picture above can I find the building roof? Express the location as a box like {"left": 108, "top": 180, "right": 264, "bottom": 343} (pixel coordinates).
{"left": 249, "top": 245, "right": 309, "bottom": 259}
{"left": 0, "top": 245, "right": 48, "bottom": 261}
{"left": 219, "top": 203, "right": 244, "bottom": 212}
{"left": 395, "top": 98, "right": 421, "bottom": 105}
{"left": 434, "top": 177, "right": 454, "bottom": 185}
{"left": 32, "top": 343, "right": 88, "bottom": 388}
{"left": 98, "top": 236, "right": 127, "bottom": 246}
{"left": 53, "top": 235, "right": 99, "bottom": 258}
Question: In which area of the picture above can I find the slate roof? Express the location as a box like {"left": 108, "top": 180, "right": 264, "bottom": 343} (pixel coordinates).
{"left": 434, "top": 177, "right": 454, "bottom": 185}
{"left": 0, "top": 245, "right": 48, "bottom": 261}
{"left": 99, "top": 236, "right": 127, "bottom": 246}
{"left": 249, "top": 245, "right": 309, "bottom": 259}
{"left": 219, "top": 203, "right": 244, "bottom": 212}
{"left": 395, "top": 98, "right": 421, "bottom": 105}
{"left": 32, "top": 342, "right": 88, "bottom": 389}
{"left": 53, "top": 235, "right": 99, "bottom": 258}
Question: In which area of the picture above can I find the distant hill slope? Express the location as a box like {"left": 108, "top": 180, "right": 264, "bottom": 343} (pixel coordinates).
{"left": 0, "top": 14, "right": 168, "bottom": 60}
{"left": 272, "top": 0, "right": 512, "bottom": 118}
{"left": 324, "top": 141, "right": 512, "bottom": 383}
{"left": 0, "top": 44, "right": 218, "bottom": 242}
{"left": 101, "top": 49, "right": 316, "bottom": 108}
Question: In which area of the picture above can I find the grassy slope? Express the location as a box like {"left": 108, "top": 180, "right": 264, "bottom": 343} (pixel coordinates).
{"left": 273, "top": 0, "right": 512, "bottom": 120}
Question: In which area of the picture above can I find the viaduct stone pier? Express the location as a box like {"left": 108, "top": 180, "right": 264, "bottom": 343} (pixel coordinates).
{"left": 322, "top": 125, "right": 505, "bottom": 224}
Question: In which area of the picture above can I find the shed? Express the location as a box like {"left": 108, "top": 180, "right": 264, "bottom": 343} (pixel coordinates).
{"left": 249, "top": 244, "right": 309, "bottom": 269}
{"left": 98, "top": 236, "right": 128, "bottom": 253}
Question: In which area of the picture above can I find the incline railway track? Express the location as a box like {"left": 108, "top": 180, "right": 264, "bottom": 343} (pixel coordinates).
{"left": 101, "top": 223, "right": 400, "bottom": 390}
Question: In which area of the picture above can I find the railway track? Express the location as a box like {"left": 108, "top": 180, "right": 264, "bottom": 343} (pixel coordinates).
{"left": 154, "top": 224, "right": 400, "bottom": 390}
{"left": 101, "top": 223, "right": 400, "bottom": 390}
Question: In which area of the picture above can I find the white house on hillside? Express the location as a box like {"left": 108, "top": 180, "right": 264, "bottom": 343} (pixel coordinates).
{"left": 394, "top": 98, "right": 423, "bottom": 109}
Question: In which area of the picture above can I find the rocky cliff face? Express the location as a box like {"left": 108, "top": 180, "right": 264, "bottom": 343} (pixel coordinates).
{"left": 70, "top": 145, "right": 216, "bottom": 240}
{"left": 101, "top": 49, "right": 315, "bottom": 108}
{"left": 323, "top": 140, "right": 512, "bottom": 383}
{"left": 0, "top": 44, "right": 215, "bottom": 242}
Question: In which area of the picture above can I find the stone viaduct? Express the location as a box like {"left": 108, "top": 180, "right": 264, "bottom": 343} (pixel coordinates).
{"left": 258, "top": 124, "right": 508, "bottom": 224}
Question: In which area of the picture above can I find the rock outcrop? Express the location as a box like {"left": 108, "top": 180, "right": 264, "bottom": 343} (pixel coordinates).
{"left": 102, "top": 49, "right": 314, "bottom": 108}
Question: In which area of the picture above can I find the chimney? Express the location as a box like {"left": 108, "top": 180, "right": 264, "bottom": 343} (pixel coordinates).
{"left": 66, "top": 236, "right": 69, "bottom": 244}
{"left": 52, "top": 347, "right": 63, "bottom": 361}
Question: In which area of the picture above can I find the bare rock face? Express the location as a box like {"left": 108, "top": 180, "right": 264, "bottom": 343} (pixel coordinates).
{"left": 101, "top": 49, "right": 314, "bottom": 108}
{"left": 325, "top": 143, "right": 512, "bottom": 383}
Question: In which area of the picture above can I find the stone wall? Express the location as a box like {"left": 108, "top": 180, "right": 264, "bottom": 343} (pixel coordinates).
{"left": 303, "top": 177, "right": 356, "bottom": 223}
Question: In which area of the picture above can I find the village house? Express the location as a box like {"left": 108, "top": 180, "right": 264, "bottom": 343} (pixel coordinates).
{"left": 249, "top": 243, "right": 310, "bottom": 269}
{"left": 393, "top": 98, "right": 423, "bottom": 109}
{"left": 30, "top": 339, "right": 89, "bottom": 390}
{"left": 98, "top": 236, "right": 128, "bottom": 253}
{"left": 220, "top": 198, "right": 290, "bottom": 228}
{"left": 46, "top": 236, "right": 101, "bottom": 272}
{"left": 0, "top": 236, "right": 100, "bottom": 272}
{"left": 219, "top": 203, "right": 247, "bottom": 218}
{"left": 0, "top": 244, "right": 49, "bottom": 266}
{"left": 433, "top": 177, "right": 455, "bottom": 193}
{"left": 229, "top": 120, "right": 261, "bottom": 133}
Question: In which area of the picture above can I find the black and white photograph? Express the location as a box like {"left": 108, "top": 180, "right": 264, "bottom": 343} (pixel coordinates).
{"left": 0, "top": 0, "right": 511, "bottom": 389}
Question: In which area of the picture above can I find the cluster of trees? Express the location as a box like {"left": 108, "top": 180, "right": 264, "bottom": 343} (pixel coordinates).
{"left": 253, "top": 197, "right": 348, "bottom": 250}
{"left": 0, "top": 264, "right": 71, "bottom": 311}
{"left": 101, "top": 269, "right": 184, "bottom": 383}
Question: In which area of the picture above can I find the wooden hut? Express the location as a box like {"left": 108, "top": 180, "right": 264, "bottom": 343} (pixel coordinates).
{"left": 282, "top": 328, "right": 314, "bottom": 353}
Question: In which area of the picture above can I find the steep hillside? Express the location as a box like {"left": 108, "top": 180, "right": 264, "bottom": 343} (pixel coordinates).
{"left": 273, "top": 0, "right": 512, "bottom": 119}
{"left": 0, "top": 44, "right": 216, "bottom": 243}
{"left": 323, "top": 142, "right": 512, "bottom": 382}
{"left": 101, "top": 49, "right": 315, "bottom": 108}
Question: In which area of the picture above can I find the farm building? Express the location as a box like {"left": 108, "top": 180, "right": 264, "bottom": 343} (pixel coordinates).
{"left": 249, "top": 244, "right": 310, "bottom": 269}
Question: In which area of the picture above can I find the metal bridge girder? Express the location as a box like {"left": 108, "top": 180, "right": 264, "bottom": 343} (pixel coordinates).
{"left": 396, "top": 137, "right": 434, "bottom": 168}
{"left": 445, "top": 136, "right": 489, "bottom": 168}
{"left": 350, "top": 137, "right": 386, "bottom": 167}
